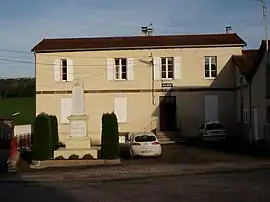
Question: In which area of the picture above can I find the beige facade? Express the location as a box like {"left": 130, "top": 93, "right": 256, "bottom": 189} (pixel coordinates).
{"left": 35, "top": 45, "right": 243, "bottom": 145}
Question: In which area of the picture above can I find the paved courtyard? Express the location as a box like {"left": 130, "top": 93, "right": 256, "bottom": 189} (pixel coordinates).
{"left": 1, "top": 169, "right": 270, "bottom": 201}
{"left": 121, "top": 144, "right": 264, "bottom": 166}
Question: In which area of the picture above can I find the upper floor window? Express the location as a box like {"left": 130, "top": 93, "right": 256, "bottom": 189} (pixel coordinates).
{"left": 115, "top": 58, "right": 127, "bottom": 80}
{"left": 161, "top": 57, "right": 174, "bottom": 79}
{"left": 61, "top": 59, "right": 68, "bottom": 81}
{"left": 204, "top": 56, "right": 217, "bottom": 79}
{"left": 53, "top": 59, "right": 73, "bottom": 82}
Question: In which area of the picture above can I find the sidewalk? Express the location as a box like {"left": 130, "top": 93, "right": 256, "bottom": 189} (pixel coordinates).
{"left": 2, "top": 161, "right": 270, "bottom": 183}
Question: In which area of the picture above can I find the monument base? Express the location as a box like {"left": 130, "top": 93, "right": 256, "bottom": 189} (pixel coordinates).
{"left": 66, "top": 137, "right": 91, "bottom": 149}
{"left": 54, "top": 148, "right": 98, "bottom": 159}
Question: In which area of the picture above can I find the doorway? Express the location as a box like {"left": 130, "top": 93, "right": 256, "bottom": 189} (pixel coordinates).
{"left": 159, "top": 96, "right": 177, "bottom": 131}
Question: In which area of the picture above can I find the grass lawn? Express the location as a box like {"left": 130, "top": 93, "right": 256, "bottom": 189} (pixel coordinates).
{"left": 0, "top": 97, "right": 35, "bottom": 125}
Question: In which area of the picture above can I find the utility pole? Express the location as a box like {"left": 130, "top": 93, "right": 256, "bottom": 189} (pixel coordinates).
{"left": 259, "top": 0, "right": 268, "bottom": 62}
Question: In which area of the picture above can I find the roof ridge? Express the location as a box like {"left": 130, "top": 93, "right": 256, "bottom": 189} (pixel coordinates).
{"left": 43, "top": 33, "right": 238, "bottom": 41}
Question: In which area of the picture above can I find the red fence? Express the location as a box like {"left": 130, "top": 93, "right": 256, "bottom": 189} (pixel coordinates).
{"left": 10, "top": 133, "right": 31, "bottom": 156}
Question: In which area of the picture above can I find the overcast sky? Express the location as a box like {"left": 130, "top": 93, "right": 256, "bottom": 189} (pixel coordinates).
{"left": 0, "top": 0, "right": 269, "bottom": 78}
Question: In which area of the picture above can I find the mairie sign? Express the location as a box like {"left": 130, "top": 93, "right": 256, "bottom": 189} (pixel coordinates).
{"left": 161, "top": 83, "right": 173, "bottom": 88}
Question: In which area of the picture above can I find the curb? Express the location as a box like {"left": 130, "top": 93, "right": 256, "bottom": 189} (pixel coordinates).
{"left": 95, "top": 166, "right": 270, "bottom": 183}
{"left": 22, "top": 162, "right": 122, "bottom": 173}
{"left": 1, "top": 164, "right": 270, "bottom": 183}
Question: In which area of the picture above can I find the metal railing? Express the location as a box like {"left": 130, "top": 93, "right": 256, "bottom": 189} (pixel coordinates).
{"left": 14, "top": 133, "right": 31, "bottom": 150}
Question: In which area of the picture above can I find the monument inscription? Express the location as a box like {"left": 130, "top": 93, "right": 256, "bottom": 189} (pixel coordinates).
{"left": 70, "top": 120, "right": 86, "bottom": 137}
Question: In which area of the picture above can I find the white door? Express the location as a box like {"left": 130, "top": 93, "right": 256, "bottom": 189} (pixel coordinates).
{"left": 205, "top": 95, "right": 218, "bottom": 121}
{"left": 253, "top": 108, "right": 259, "bottom": 141}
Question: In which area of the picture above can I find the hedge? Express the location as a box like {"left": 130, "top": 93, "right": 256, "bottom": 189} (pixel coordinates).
{"left": 100, "top": 112, "right": 119, "bottom": 159}
{"left": 31, "top": 113, "right": 59, "bottom": 160}
{"left": 49, "top": 115, "right": 59, "bottom": 151}
{"left": 32, "top": 113, "right": 52, "bottom": 160}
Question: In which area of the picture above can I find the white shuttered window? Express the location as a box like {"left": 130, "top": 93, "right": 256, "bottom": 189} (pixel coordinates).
{"left": 61, "top": 98, "right": 72, "bottom": 123}
{"left": 114, "top": 97, "right": 127, "bottom": 123}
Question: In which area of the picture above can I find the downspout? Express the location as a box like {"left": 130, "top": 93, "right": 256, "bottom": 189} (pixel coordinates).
{"left": 249, "top": 82, "right": 252, "bottom": 143}
{"left": 150, "top": 52, "right": 155, "bottom": 105}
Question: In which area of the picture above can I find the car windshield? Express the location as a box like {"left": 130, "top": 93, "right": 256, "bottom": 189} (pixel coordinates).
{"left": 135, "top": 135, "right": 156, "bottom": 142}
{"left": 206, "top": 123, "right": 224, "bottom": 130}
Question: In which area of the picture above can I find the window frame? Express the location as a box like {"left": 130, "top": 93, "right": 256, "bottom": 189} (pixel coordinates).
{"left": 61, "top": 59, "right": 68, "bottom": 82}
{"left": 204, "top": 56, "right": 217, "bottom": 79}
{"left": 114, "top": 58, "right": 127, "bottom": 80}
{"left": 243, "top": 109, "right": 248, "bottom": 123}
{"left": 161, "top": 57, "right": 174, "bottom": 80}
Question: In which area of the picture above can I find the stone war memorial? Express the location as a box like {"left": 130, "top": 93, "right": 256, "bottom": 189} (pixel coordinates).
{"left": 54, "top": 77, "right": 98, "bottom": 159}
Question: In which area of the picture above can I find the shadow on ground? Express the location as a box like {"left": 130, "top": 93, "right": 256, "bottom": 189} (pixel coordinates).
{"left": 120, "top": 143, "right": 263, "bottom": 166}
{"left": 182, "top": 137, "right": 270, "bottom": 158}
{"left": 0, "top": 179, "right": 79, "bottom": 202}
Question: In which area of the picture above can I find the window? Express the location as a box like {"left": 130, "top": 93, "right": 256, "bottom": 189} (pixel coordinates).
{"left": 115, "top": 58, "right": 127, "bottom": 80}
{"left": 161, "top": 57, "right": 174, "bottom": 79}
{"left": 61, "top": 98, "right": 72, "bottom": 123}
{"left": 61, "top": 59, "right": 68, "bottom": 81}
{"left": 267, "top": 106, "right": 270, "bottom": 124}
{"left": 243, "top": 109, "right": 248, "bottom": 123}
{"left": 135, "top": 135, "right": 156, "bottom": 142}
{"left": 204, "top": 56, "right": 217, "bottom": 79}
{"left": 114, "top": 97, "right": 127, "bottom": 123}
{"left": 206, "top": 123, "right": 224, "bottom": 130}
{"left": 237, "top": 106, "right": 243, "bottom": 123}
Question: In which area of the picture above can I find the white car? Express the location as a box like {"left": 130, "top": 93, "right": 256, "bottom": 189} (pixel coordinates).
{"left": 127, "top": 132, "right": 162, "bottom": 157}
{"left": 198, "top": 121, "right": 227, "bottom": 142}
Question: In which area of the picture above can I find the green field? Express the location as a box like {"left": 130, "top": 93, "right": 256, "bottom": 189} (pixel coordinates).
{"left": 0, "top": 97, "right": 36, "bottom": 125}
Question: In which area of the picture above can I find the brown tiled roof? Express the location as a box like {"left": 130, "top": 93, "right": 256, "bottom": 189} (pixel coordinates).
{"left": 246, "top": 40, "right": 269, "bottom": 82}
{"left": 233, "top": 49, "right": 259, "bottom": 74}
{"left": 233, "top": 40, "right": 270, "bottom": 83}
{"left": 31, "top": 33, "right": 246, "bottom": 52}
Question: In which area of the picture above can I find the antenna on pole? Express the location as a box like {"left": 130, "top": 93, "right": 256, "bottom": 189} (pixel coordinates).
{"left": 141, "top": 22, "right": 154, "bottom": 36}
{"left": 259, "top": 0, "right": 268, "bottom": 61}
{"left": 225, "top": 26, "right": 232, "bottom": 34}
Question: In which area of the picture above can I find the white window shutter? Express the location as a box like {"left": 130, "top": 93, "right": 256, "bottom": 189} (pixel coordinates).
{"left": 153, "top": 57, "right": 161, "bottom": 80}
{"left": 173, "top": 57, "right": 181, "bottom": 79}
{"left": 114, "top": 97, "right": 127, "bottom": 123}
{"left": 61, "top": 98, "right": 72, "bottom": 123}
{"left": 107, "top": 58, "right": 114, "bottom": 81}
{"left": 53, "top": 59, "right": 61, "bottom": 82}
{"left": 67, "top": 59, "right": 74, "bottom": 81}
{"left": 127, "top": 58, "right": 134, "bottom": 80}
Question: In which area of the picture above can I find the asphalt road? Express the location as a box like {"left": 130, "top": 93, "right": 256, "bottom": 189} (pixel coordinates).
{"left": 1, "top": 169, "right": 270, "bottom": 201}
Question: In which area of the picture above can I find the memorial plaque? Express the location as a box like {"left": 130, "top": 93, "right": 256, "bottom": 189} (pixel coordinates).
{"left": 70, "top": 120, "right": 86, "bottom": 137}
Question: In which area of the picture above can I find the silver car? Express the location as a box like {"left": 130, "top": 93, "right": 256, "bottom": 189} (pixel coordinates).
{"left": 198, "top": 121, "right": 227, "bottom": 142}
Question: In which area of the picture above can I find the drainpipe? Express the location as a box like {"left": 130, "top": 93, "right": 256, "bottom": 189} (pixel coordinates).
{"left": 248, "top": 81, "right": 253, "bottom": 144}
{"left": 150, "top": 52, "right": 155, "bottom": 105}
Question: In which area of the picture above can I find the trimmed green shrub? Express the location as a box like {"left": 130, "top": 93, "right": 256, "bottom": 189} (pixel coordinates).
{"left": 49, "top": 115, "right": 59, "bottom": 151}
{"left": 57, "top": 141, "right": 65, "bottom": 148}
{"left": 100, "top": 112, "right": 119, "bottom": 159}
{"left": 82, "top": 153, "right": 94, "bottom": 159}
{"left": 32, "top": 112, "right": 52, "bottom": 160}
{"left": 54, "top": 155, "right": 64, "bottom": 160}
{"left": 68, "top": 154, "right": 79, "bottom": 160}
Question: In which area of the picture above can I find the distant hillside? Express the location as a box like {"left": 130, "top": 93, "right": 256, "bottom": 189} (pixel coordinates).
{"left": 0, "top": 97, "right": 35, "bottom": 125}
